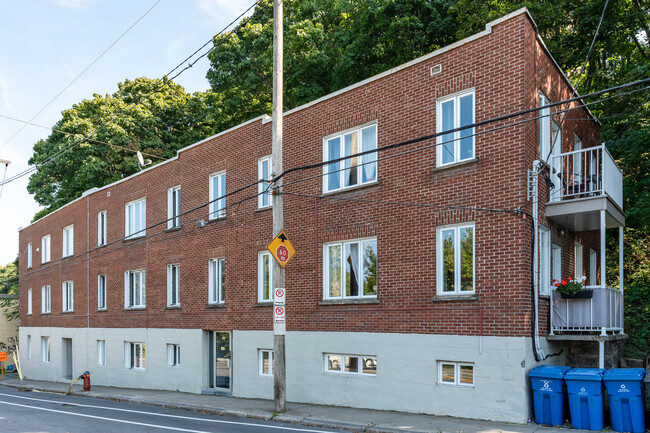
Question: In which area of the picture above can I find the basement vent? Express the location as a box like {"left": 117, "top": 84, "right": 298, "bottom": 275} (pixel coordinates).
{"left": 430, "top": 64, "right": 442, "bottom": 76}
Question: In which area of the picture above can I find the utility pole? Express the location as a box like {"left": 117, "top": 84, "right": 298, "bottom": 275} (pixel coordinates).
{"left": 272, "top": 0, "right": 286, "bottom": 413}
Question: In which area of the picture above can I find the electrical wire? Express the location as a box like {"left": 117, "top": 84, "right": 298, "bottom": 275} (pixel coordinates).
{"left": 573, "top": 0, "right": 610, "bottom": 89}
{"left": 0, "top": 0, "right": 163, "bottom": 151}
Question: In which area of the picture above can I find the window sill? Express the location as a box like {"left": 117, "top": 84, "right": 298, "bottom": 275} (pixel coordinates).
{"left": 319, "top": 298, "right": 379, "bottom": 306}
{"left": 123, "top": 307, "right": 146, "bottom": 311}
{"left": 96, "top": 244, "right": 107, "bottom": 249}
{"left": 208, "top": 216, "right": 227, "bottom": 224}
{"left": 62, "top": 254, "right": 73, "bottom": 259}
{"left": 322, "top": 180, "right": 380, "bottom": 196}
{"left": 432, "top": 157, "right": 480, "bottom": 173}
{"left": 206, "top": 303, "right": 226, "bottom": 309}
{"left": 123, "top": 235, "right": 146, "bottom": 243}
{"left": 255, "top": 205, "right": 272, "bottom": 213}
{"left": 432, "top": 294, "right": 479, "bottom": 302}
{"left": 539, "top": 294, "right": 551, "bottom": 300}
{"left": 165, "top": 305, "right": 181, "bottom": 310}
{"left": 41, "top": 312, "right": 50, "bottom": 315}
{"left": 254, "top": 301, "right": 273, "bottom": 307}
{"left": 62, "top": 310, "right": 74, "bottom": 314}
{"left": 96, "top": 308, "right": 107, "bottom": 312}
{"left": 166, "top": 226, "right": 182, "bottom": 233}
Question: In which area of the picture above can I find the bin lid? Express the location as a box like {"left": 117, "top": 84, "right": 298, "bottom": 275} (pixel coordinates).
{"left": 603, "top": 368, "right": 646, "bottom": 381}
{"left": 565, "top": 368, "right": 606, "bottom": 380}
{"left": 529, "top": 365, "right": 571, "bottom": 379}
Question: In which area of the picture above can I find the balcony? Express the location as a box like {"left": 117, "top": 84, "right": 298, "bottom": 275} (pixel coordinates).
{"left": 550, "top": 286, "right": 623, "bottom": 335}
{"left": 545, "top": 145, "right": 624, "bottom": 231}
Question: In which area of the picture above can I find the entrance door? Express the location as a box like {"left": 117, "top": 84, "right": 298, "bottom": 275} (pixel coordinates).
{"left": 62, "top": 338, "right": 72, "bottom": 379}
{"left": 215, "top": 332, "right": 231, "bottom": 390}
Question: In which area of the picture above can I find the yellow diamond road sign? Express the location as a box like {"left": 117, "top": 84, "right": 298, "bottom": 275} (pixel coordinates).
{"left": 268, "top": 230, "right": 295, "bottom": 268}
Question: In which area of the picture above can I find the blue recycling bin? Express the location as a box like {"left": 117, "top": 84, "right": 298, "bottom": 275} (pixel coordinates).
{"left": 564, "top": 368, "right": 606, "bottom": 430}
{"left": 529, "top": 365, "right": 571, "bottom": 426}
{"left": 603, "top": 368, "right": 646, "bottom": 433}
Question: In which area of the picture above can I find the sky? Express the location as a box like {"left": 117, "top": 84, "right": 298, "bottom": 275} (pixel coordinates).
{"left": 0, "top": 0, "right": 254, "bottom": 266}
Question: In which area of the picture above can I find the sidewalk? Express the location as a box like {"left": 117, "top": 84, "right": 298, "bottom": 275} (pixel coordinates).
{"left": 0, "top": 376, "right": 587, "bottom": 433}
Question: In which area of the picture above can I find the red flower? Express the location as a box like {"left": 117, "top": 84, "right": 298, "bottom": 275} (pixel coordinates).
{"left": 552, "top": 279, "right": 557, "bottom": 284}
{"left": 568, "top": 277, "right": 573, "bottom": 281}
{"left": 555, "top": 283, "right": 560, "bottom": 287}
{"left": 561, "top": 281, "right": 567, "bottom": 286}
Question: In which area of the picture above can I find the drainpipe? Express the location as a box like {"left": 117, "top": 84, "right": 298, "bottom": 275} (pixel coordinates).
{"left": 531, "top": 160, "right": 546, "bottom": 362}
{"left": 619, "top": 226, "right": 624, "bottom": 334}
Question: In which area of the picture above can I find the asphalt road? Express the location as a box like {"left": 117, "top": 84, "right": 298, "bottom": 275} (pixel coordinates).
{"left": 0, "top": 387, "right": 342, "bottom": 433}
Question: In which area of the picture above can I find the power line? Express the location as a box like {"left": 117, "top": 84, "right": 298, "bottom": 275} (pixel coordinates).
{"left": 0, "top": 0, "right": 163, "bottom": 151}
{"left": 573, "top": 0, "right": 610, "bottom": 89}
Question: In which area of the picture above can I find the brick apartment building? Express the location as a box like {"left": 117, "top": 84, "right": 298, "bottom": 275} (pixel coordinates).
{"left": 17, "top": 9, "right": 625, "bottom": 423}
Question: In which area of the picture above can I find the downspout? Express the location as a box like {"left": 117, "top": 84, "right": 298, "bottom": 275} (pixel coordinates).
{"left": 531, "top": 160, "right": 545, "bottom": 362}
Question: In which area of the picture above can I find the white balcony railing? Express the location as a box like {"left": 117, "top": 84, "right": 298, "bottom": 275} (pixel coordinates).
{"left": 549, "top": 144, "right": 623, "bottom": 209}
{"left": 550, "top": 286, "right": 623, "bottom": 334}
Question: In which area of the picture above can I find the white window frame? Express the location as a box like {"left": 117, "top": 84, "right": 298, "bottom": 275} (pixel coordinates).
{"left": 323, "top": 237, "right": 378, "bottom": 300}
{"left": 41, "top": 336, "right": 50, "bottom": 363}
{"left": 436, "top": 223, "right": 475, "bottom": 295}
{"left": 539, "top": 91, "right": 551, "bottom": 160}
{"left": 62, "top": 281, "right": 73, "bottom": 312}
{"left": 167, "top": 186, "right": 181, "bottom": 229}
{"left": 574, "top": 242, "right": 583, "bottom": 279}
{"left": 124, "top": 342, "right": 145, "bottom": 370}
{"left": 97, "top": 211, "right": 107, "bottom": 246}
{"left": 97, "top": 340, "right": 106, "bottom": 365}
{"left": 125, "top": 198, "right": 146, "bottom": 239}
{"left": 27, "top": 335, "right": 32, "bottom": 360}
{"left": 41, "top": 235, "right": 51, "bottom": 263}
{"left": 539, "top": 227, "right": 551, "bottom": 296}
{"left": 124, "top": 270, "right": 146, "bottom": 309}
{"left": 167, "top": 264, "right": 180, "bottom": 307}
{"left": 258, "top": 156, "right": 273, "bottom": 209}
{"left": 438, "top": 361, "right": 474, "bottom": 387}
{"left": 27, "top": 242, "right": 32, "bottom": 268}
{"left": 258, "top": 252, "right": 274, "bottom": 302}
{"left": 41, "top": 285, "right": 51, "bottom": 314}
{"left": 552, "top": 243, "right": 562, "bottom": 285}
{"left": 209, "top": 172, "right": 226, "bottom": 220}
{"left": 208, "top": 258, "right": 225, "bottom": 304}
{"left": 62, "top": 225, "right": 74, "bottom": 257}
{"left": 436, "top": 89, "right": 475, "bottom": 166}
{"left": 590, "top": 248, "right": 597, "bottom": 286}
{"left": 324, "top": 353, "right": 377, "bottom": 376}
{"left": 323, "top": 123, "right": 378, "bottom": 193}
{"left": 27, "top": 288, "right": 32, "bottom": 315}
{"left": 167, "top": 344, "right": 181, "bottom": 367}
{"left": 573, "top": 134, "right": 583, "bottom": 178}
{"left": 97, "top": 274, "right": 107, "bottom": 310}
{"left": 259, "top": 349, "right": 273, "bottom": 376}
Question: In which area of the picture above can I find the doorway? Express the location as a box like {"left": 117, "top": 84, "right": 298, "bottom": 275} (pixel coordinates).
{"left": 207, "top": 331, "right": 231, "bottom": 391}
{"left": 62, "top": 338, "right": 72, "bottom": 379}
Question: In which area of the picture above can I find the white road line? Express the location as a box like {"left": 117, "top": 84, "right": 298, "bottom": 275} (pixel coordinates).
{"left": 0, "top": 391, "right": 334, "bottom": 433}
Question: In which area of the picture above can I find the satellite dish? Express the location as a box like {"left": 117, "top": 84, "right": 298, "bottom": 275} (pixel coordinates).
{"left": 136, "top": 151, "right": 145, "bottom": 167}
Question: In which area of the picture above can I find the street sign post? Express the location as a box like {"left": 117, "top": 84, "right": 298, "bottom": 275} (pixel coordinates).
{"left": 267, "top": 230, "right": 295, "bottom": 267}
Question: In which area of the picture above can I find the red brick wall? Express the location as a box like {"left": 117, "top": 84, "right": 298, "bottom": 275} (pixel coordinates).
{"left": 19, "top": 12, "right": 601, "bottom": 338}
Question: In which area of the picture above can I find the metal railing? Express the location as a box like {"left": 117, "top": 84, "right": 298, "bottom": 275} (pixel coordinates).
{"left": 549, "top": 144, "right": 623, "bottom": 209}
{"left": 550, "top": 286, "right": 623, "bottom": 334}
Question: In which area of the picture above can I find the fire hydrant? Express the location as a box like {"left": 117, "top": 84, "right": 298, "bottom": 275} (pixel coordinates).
{"left": 82, "top": 371, "right": 91, "bottom": 391}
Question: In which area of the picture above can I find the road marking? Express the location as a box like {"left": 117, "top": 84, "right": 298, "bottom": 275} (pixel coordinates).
{"left": 0, "top": 391, "right": 334, "bottom": 432}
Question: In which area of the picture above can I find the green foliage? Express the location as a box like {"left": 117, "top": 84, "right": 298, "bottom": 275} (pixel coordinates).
{"left": 27, "top": 78, "right": 220, "bottom": 217}
{"left": 0, "top": 257, "right": 19, "bottom": 323}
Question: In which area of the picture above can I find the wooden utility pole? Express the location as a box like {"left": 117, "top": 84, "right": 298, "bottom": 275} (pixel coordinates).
{"left": 272, "top": 0, "right": 286, "bottom": 413}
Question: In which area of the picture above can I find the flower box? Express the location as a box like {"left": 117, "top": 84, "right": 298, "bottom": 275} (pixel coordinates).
{"left": 559, "top": 289, "right": 593, "bottom": 299}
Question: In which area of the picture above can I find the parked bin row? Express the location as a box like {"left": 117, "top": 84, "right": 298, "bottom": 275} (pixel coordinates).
{"left": 530, "top": 366, "right": 647, "bottom": 433}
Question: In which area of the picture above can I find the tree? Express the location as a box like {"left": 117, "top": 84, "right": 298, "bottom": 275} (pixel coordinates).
{"left": 27, "top": 78, "right": 220, "bottom": 219}
{"left": 0, "top": 258, "right": 19, "bottom": 324}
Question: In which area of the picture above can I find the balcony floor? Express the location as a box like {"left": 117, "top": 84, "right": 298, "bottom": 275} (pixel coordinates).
{"left": 547, "top": 333, "right": 627, "bottom": 342}
{"left": 545, "top": 195, "right": 624, "bottom": 231}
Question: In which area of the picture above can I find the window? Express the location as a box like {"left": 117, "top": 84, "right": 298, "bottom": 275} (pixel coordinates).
{"left": 552, "top": 244, "right": 562, "bottom": 285}
{"left": 167, "top": 264, "right": 180, "bottom": 307}
{"left": 62, "top": 281, "right": 73, "bottom": 312}
{"left": 97, "top": 340, "right": 106, "bottom": 365}
{"left": 27, "top": 335, "right": 32, "bottom": 360}
{"left": 325, "top": 354, "right": 377, "bottom": 375}
{"left": 575, "top": 242, "right": 583, "bottom": 279}
{"left": 258, "top": 156, "right": 273, "bottom": 208}
{"left": 573, "top": 134, "right": 582, "bottom": 178}
{"left": 41, "top": 285, "right": 51, "bottom": 314}
{"left": 208, "top": 258, "right": 225, "bottom": 304}
{"left": 437, "top": 223, "right": 474, "bottom": 294}
{"left": 324, "top": 238, "right": 377, "bottom": 299}
{"left": 258, "top": 252, "right": 274, "bottom": 302}
{"left": 167, "top": 186, "right": 181, "bottom": 229}
{"left": 41, "top": 235, "right": 51, "bottom": 263}
{"left": 97, "top": 275, "right": 107, "bottom": 310}
{"left": 62, "top": 225, "right": 74, "bottom": 257}
{"left": 27, "top": 242, "right": 32, "bottom": 268}
{"left": 125, "top": 342, "right": 145, "bottom": 370}
{"left": 324, "top": 124, "right": 377, "bottom": 193}
{"left": 124, "top": 270, "right": 145, "bottom": 308}
{"left": 125, "top": 198, "right": 146, "bottom": 239}
{"left": 209, "top": 172, "right": 226, "bottom": 219}
{"left": 539, "top": 92, "right": 551, "bottom": 160}
{"left": 437, "top": 89, "right": 475, "bottom": 166}
{"left": 27, "top": 288, "right": 32, "bottom": 315}
{"left": 259, "top": 349, "right": 273, "bottom": 376}
{"left": 41, "top": 336, "right": 50, "bottom": 363}
{"left": 97, "top": 211, "right": 107, "bottom": 246}
{"left": 167, "top": 344, "right": 181, "bottom": 366}
{"left": 539, "top": 227, "right": 551, "bottom": 296}
{"left": 439, "top": 361, "right": 474, "bottom": 386}
{"left": 590, "top": 249, "right": 597, "bottom": 286}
